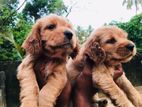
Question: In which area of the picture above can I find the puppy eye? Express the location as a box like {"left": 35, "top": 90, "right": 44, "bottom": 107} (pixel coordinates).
{"left": 106, "top": 38, "right": 116, "bottom": 44}
{"left": 45, "top": 24, "right": 56, "bottom": 30}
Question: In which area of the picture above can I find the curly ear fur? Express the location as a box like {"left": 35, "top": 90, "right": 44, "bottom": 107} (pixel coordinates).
{"left": 73, "top": 38, "right": 106, "bottom": 71}
{"left": 22, "top": 22, "right": 41, "bottom": 55}
{"left": 84, "top": 40, "right": 106, "bottom": 64}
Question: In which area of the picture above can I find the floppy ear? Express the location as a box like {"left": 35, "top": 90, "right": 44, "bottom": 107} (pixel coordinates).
{"left": 70, "top": 40, "right": 80, "bottom": 59}
{"left": 85, "top": 40, "right": 106, "bottom": 64}
{"left": 22, "top": 22, "right": 41, "bottom": 55}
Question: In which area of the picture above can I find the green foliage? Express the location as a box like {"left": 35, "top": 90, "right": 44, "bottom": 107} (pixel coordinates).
{"left": 23, "top": 0, "right": 67, "bottom": 21}
{"left": 109, "top": 13, "right": 142, "bottom": 52}
{"left": 0, "top": 5, "right": 32, "bottom": 60}
{"left": 76, "top": 25, "right": 93, "bottom": 44}
{"left": 0, "top": 32, "right": 23, "bottom": 60}
{"left": 0, "top": 5, "right": 15, "bottom": 32}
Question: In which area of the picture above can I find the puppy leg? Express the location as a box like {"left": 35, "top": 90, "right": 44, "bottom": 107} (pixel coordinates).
{"left": 92, "top": 65, "right": 134, "bottom": 107}
{"left": 17, "top": 55, "right": 39, "bottom": 107}
{"left": 66, "top": 58, "right": 81, "bottom": 80}
{"left": 55, "top": 80, "right": 72, "bottom": 107}
{"left": 116, "top": 73, "right": 142, "bottom": 107}
{"left": 39, "top": 65, "right": 67, "bottom": 107}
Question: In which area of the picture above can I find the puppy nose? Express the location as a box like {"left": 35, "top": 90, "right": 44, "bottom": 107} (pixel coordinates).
{"left": 64, "top": 30, "right": 73, "bottom": 40}
{"left": 126, "top": 43, "right": 134, "bottom": 51}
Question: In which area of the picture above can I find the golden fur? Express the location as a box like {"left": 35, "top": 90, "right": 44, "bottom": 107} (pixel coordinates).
{"left": 67, "top": 26, "right": 142, "bottom": 107}
{"left": 17, "top": 14, "right": 79, "bottom": 107}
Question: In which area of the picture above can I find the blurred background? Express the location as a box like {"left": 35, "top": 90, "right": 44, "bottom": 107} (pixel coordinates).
{"left": 0, "top": 0, "right": 142, "bottom": 107}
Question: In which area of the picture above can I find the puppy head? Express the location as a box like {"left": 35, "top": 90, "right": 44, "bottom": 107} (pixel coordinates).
{"left": 22, "top": 14, "right": 79, "bottom": 58}
{"left": 88, "top": 26, "right": 136, "bottom": 65}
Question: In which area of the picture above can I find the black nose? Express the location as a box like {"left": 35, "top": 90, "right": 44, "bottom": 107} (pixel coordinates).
{"left": 126, "top": 44, "right": 134, "bottom": 51}
{"left": 64, "top": 30, "right": 73, "bottom": 40}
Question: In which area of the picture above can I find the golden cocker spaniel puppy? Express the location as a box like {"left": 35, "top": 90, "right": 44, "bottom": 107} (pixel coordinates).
{"left": 17, "top": 14, "right": 79, "bottom": 107}
{"left": 67, "top": 26, "right": 142, "bottom": 107}
{"left": 90, "top": 26, "right": 142, "bottom": 107}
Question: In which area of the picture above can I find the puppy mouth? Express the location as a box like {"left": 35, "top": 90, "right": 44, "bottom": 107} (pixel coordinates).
{"left": 105, "top": 52, "right": 134, "bottom": 66}
{"left": 50, "top": 42, "right": 72, "bottom": 49}
{"left": 112, "top": 53, "right": 133, "bottom": 62}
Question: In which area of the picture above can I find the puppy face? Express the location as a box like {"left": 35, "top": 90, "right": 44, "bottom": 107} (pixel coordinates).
{"left": 22, "top": 14, "right": 78, "bottom": 57}
{"left": 87, "top": 26, "right": 136, "bottom": 65}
